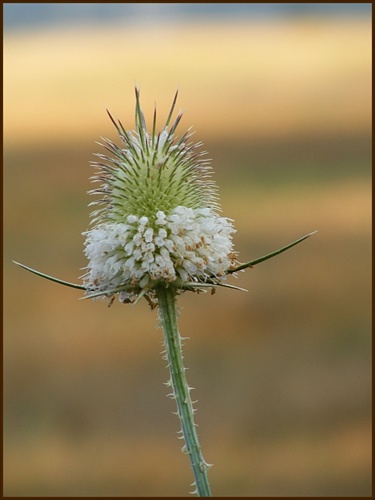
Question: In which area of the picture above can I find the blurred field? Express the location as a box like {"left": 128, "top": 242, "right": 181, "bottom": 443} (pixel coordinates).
{"left": 4, "top": 14, "right": 371, "bottom": 497}
{"left": 4, "top": 17, "right": 370, "bottom": 145}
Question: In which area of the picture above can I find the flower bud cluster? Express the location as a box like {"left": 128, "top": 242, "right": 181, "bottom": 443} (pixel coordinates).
{"left": 83, "top": 205, "right": 236, "bottom": 301}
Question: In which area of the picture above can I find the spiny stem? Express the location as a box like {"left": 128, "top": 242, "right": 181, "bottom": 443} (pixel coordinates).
{"left": 156, "top": 286, "right": 212, "bottom": 497}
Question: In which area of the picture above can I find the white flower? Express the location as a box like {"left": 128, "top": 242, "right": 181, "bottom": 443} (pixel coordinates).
{"left": 82, "top": 88, "right": 238, "bottom": 304}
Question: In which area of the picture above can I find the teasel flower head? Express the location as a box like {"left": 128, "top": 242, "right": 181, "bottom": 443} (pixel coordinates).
{"left": 82, "top": 88, "right": 238, "bottom": 306}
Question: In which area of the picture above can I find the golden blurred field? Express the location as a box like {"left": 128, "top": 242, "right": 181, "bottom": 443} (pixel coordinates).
{"left": 4, "top": 15, "right": 371, "bottom": 497}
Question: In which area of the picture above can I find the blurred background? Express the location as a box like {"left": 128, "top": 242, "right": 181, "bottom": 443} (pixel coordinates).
{"left": 4, "top": 3, "right": 371, "bottom": 497}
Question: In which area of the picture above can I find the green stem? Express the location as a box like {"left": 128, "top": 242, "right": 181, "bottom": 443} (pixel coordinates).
{"left": 156, "top": 286, "right": 212, "bottom": 497}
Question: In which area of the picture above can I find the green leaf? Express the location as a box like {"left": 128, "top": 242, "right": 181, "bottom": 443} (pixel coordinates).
{"left": 228, "top": 230, "right": 317, "bottom": 274}
{"left": 12, "top": 261, "right": 86, "bottom": 290}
